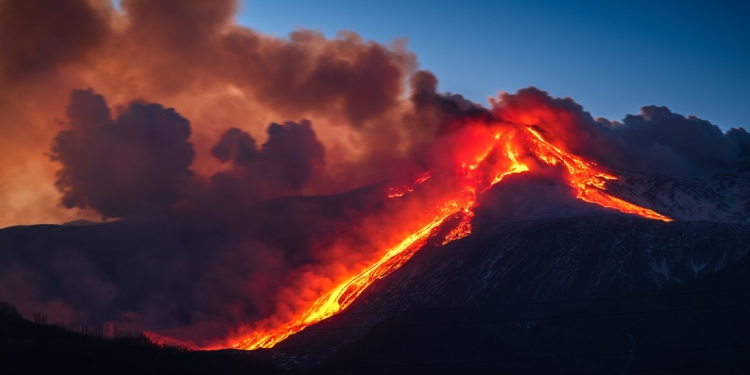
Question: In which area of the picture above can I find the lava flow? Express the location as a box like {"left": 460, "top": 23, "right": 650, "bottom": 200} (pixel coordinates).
{"left": 522, "top": 127, "right": 672, "bottom": 222}
{"left": 234, "top": 204, "right": 459, "bottom": 349}
{"left": 233, "top": 124, "right": 671, "bottom": 350}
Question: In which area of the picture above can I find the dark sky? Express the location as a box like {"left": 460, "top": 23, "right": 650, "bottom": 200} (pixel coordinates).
{"left": 234, "top": 0, "right": 749, "bottom": 130}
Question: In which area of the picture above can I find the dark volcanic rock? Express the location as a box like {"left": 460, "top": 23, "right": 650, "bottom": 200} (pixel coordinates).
{"left": 311, "top": 252, "right": 750, "bottom": 374}
{"left": 608, "top": 170, "right": 750, "bottom": 224}
{"left": 2, "top": 170, "right": 749, "bottom": 373}
{"left": 271, "top": 216, "right": 750, "bottom": 371}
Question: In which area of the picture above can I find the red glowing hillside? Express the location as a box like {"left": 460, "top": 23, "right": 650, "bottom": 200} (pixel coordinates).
{"left": 232, "top": 123, "right": 671, "bottom": 350}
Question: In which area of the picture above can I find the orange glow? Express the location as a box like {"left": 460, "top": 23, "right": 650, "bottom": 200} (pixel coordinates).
{"left": 233, "top": 123, "right": 671, "bottom": 350}
{"left": 492, "top": 132, "right": 531, "bottom": 185}
{"left": 387, "top": 172, "right": 433, "bottom": 198}
{"left": 234, "top": 203, "right": 455, "bottom": 349}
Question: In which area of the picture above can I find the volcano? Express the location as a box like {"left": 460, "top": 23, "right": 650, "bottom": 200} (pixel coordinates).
{"left": 2, "top": 166, "right": 749, "bottom": 373}
{"left": 238, "top": 167, "right": 750, "bottom": 373}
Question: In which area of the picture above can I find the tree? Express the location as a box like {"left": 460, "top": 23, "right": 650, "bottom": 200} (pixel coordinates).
{"left": 32, "top": 312, "right": 48, "bottom": 325}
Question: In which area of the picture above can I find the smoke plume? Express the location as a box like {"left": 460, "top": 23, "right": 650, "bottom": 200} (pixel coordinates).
{"left": 50, "top": 89, "right": 195, "bottom": 219}
{"left": 491, "top": 87, "right": 749, "bottom": 177}
{"left": 208, "top": 120, "right": 326, "bottom": 206}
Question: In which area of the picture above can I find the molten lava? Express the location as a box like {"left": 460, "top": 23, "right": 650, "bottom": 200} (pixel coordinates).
{"left": 522, "top": 127, "right": 672, "bottom": 222}
{"left": 235, "top": 207, "right": 454, "bottom": 349}
{"left": 233, "top": 124, "right": 671, "bottom": 350}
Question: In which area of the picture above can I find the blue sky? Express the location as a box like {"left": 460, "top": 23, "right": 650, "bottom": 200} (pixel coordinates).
{"left": 236, "top": 0, "right": 749, "bottom": 131}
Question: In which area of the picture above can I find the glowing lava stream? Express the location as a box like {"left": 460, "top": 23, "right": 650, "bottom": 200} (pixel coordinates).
{"left": 235, "top": 210, "right": 456, "bottom": 350}
{"left": 522, "top": 127, "right": 672, "bottom": 222}
{"left": 233, "top": 125, "right": 671, "bottom": 350}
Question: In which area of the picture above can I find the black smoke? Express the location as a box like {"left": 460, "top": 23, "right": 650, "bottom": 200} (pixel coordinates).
{"left": 29, "top": 89, "right": 366, "bottom": 347}
{"left": 491, "top": 87, "right": 750, "bottom": 178}
{"left": 209, "top": 120, "right": 325, "bottom": 206}
{"left": 727, "top": 127, "right": 750, "bottom": 157}
{"left": 50, "top": 89, "right": 194, "bottom": 219}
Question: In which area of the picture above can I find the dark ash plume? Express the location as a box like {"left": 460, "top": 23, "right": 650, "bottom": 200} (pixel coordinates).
{"left": 50, "top": 89, "right": 195, "bottom": 219}
{"left": 208, "top": 120, "right": 326, "bottom": 207}
{"left": 727, "top": 127, "right": 750, "bottom": 157}
{"left": 491, "top": 87, "right": 749, "bottom": 177}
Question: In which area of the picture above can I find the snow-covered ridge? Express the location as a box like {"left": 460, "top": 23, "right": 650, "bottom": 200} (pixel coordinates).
{"left": 607, "top": 167, "right": 750, "bottom": 224}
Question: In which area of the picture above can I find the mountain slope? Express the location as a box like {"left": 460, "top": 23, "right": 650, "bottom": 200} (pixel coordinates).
{"left": 608, "top": 169, "right": 750, "bottom": 224}
{"left": 313, "top": 248, "right": 750, "bottom": 374}
{"left": 0, "top": 303, "right": 280, "bottom": 375}
{"left": 1, "top": 170, "right": 748, "bottom": 373}
{"left": 270, "top": 215, "right": 750, "bottom": 371}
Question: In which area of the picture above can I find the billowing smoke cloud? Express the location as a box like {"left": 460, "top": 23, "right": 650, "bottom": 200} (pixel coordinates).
{"left": 491, "top": 87, "right": 749, "bottom": 177}
{"left": 727, "top": 127, "right": 750, "bottom": 157}
{"left": 0, "top": 0, "right": 418, "bottom": 227}
{"left": 0, "top": 0, "right": 749, "bottom": 350}
{"left": 0, "top": 0, "right": 110, "bottom": 86}
{"left": 209, "top": 120, "right": 325, "bottom": 205}
{"left": 50, "top": 89, "right": 194, "bottom": 219}
{"left": 409, "top": 70, "right": 493, "bottom": 127}
{"left": 18, "top": 88, "right": 389, "bottom": 347}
